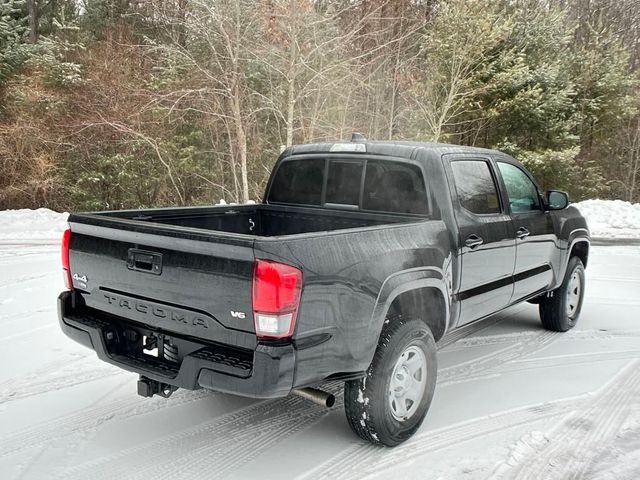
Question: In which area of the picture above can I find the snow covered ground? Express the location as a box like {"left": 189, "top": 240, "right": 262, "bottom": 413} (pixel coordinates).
{"left": 1, "top": 241, "right": 639, "bottom": 479}
{"left": 0, "top": 205, "right": 639, "bottom": 479}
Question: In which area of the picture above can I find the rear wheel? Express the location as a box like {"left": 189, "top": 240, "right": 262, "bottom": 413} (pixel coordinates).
{"left": 344, "top": 315, "right": 437, "bottom": 446}
{"left": 539, "top": 256, "right": 585, "bottom": 332}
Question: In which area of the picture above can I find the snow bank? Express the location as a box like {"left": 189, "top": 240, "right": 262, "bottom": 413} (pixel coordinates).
{"left": 573, "top": 199, "right": 640, "bottom": 240}
{"left": 0, "top": 208, "right": 69, "bottom": 241}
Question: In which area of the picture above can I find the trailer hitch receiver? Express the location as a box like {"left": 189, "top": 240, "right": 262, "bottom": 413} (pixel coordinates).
{"left": 137, "top": 376, "right": 178, "bottom": 398}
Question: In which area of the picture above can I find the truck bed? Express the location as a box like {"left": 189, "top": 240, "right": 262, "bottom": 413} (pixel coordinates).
{"left": 90, "top": 203, "right": 421, "bottom": 237}
{"left": 64, "top": 202, "right": 428, "bottom": 347}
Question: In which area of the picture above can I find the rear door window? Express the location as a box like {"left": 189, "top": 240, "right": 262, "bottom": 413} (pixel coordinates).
{"left": 362, "top": 161, "right": 428, "bottom": 214}
{"left": 267, "top": 158, "right": 325, "bottom": 205}
{"left": 450, "top": 160, "right": 501, "bottom": 214}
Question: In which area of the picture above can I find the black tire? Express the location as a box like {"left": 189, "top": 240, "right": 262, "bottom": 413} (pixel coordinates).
{"left": 344, "top": 315, "right": 437, "bottom": 447}
{"left": 539, "top": 256, "right": 585, "bottom": 332}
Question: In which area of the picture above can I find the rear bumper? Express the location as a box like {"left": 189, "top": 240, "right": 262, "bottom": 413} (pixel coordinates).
{"left": 57, "top": 291, "right": 295, "bottom": 398}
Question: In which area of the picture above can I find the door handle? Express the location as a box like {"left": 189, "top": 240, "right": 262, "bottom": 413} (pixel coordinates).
{"left": 516, "top": 227, "right": 530, "bottom": 239}
{"left": 465, "top": 234, "right": 484, "bottom": 249}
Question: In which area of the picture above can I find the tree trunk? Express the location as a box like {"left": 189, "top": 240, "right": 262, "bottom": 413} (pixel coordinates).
{"left": 629, "top": 125, "right": 639, "bottom": 202}
{"left": 388, "top": 17, "right": 404, "bottom": 139}
{"left": 286, "top": 79, "right": 295, "bottom": 147}
{"left": 177, "top": 0, "right": 188, "bottom": 47}
{"left": 223, "top": 119, "right": 240, "bottom": 202}
{"left": 27, "top": 0, "right": 39, "bottom": 43}
{"left": 231, "top": 88, "right": 250, "bottom": 203}
{"left": 285, "top": 0, "right": 298, "bottom": 147}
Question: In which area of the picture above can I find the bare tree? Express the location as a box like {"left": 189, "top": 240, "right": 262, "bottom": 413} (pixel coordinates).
{"left": 144, "top": 0, "right": 265, "bottom": 203}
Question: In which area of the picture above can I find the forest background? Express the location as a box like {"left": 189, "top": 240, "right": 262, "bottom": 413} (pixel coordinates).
{"left": 1, "top": 0, "right": 638, "bottom": 210}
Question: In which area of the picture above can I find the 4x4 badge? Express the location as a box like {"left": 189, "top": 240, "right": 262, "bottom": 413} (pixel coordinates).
{"left": 72, "top": 273, "right": 88, "bottom": 283}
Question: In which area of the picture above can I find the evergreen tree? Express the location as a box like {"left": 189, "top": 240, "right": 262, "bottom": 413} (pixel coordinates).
{"left": 0, "top": 0, "right": 29, "bottom": 87}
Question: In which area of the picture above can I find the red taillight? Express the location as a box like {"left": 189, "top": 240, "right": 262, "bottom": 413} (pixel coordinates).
{"left": 252, "top": 259, "right": 302, "bottom": 339}
{"left": 61, "top": 228, "right": 73, "bottom": 290}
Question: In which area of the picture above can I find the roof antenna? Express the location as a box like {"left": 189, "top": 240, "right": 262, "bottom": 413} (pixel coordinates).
{"left": 351, "top": 132, "right": 367, "bottom": 143}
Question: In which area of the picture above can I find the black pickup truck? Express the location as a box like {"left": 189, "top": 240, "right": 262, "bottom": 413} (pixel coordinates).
{"left": 58, "top": 139, "right": 590, "bottom": 446}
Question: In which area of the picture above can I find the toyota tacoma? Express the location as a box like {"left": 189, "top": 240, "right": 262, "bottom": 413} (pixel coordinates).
{"left": 58, "top": 138, "right": 590, "bottom": 446}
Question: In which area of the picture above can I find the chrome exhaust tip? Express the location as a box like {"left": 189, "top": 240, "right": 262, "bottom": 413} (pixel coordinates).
{"left": 292, "top": 387, "right": 336, "bottom": 408}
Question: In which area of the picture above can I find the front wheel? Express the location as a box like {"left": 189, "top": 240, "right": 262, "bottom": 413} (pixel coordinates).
{"left": 539, "top": 256, "right": 585, "bottom": 332}
{"left": 344, "top": 315, "right": 437, "bottom": 446}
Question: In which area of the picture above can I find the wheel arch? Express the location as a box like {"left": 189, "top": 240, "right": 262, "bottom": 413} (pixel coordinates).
{"left": 387, "top": 287, "right": 448, "bottom": 342}
{"left": 570, "top": 239, "right": 589, "bottom": 268}
{"left": 552, "top": 231, "right": 590, "bottom": 290}
{"left": 369, "top": 268, "right": 450, "bottom": 344}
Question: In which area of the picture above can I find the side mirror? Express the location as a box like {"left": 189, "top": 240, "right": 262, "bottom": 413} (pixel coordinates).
{"left": 546, "top": 190, "right": 569, "bottom": 210}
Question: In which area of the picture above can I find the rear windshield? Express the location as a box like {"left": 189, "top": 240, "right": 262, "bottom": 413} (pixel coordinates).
{"left": 267, "top": 157, "right": 428, "bottom": 215}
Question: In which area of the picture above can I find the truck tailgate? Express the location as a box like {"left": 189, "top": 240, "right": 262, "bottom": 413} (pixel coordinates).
{"left": 68, "top": 216, "right": 257, "bottom": 348}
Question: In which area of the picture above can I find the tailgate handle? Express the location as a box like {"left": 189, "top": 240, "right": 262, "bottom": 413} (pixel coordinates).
{"left": 127, "top": 249, "right": 163, "bottom": 275}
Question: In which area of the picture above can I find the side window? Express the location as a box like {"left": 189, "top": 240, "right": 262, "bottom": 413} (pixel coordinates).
{"left": 325, "top": 160, "right": 364, "bottom": 206}
{"left": 497, "top": 162, "right": 541, "bottom": 213}
{"left": 267, "top": 159, "right": 324, "bottom": 205}
{"left": 450, "top": 160, "right": 501, "bottom": 215}
{"left": 362, "top": 161, "right": 428, "bottom": 214}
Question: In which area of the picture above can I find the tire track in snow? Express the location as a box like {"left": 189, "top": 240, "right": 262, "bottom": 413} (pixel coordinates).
{"left": 0, "top": 388, "right": 215, "bottom": 458}
{"left": 567, "top": 328, "right": 640, "bottom": 341}
{"left": 502, "top": 349, "right": 640, "bottom": 373}
{"left": 0, "top": 356, "right": 121, "bottom": 404}
{"left": 178, "top": 393, "right": 343, "bottom": 480}
{"left": 585, "top": 296, "right": 640, "bottom": 306}
{"left": 438, "top": 329, "right": 640, "bottom": 385}
{"left": 435, "top": 350, "right": 640, "bottom": 391}
{"left": 302, "top": 360, "right": 640, "bottom": 480}
{"left": 443, "top": 328, "right": 640, "bottom": 351}
{"left": 0, "top": 323, "right": 56, "bottom": 342}
{"left": 302, "top": 398, "right": 580, "bottom": 480}
{"left": 170, "top": 325, "right": 560, "bottom": 479}
{"left": 493, "top": 359, "right": 640, "bottom": 480}
{"left": 446, "top": 331, "right": 539, "bottom": 349}
{"left": 60, "top": 384, "right": 344, "bottom": 480}
{"left": 588, "top": 275, "right": 640, "bottom": 283}
{"left": 437, "top": 330, "right": 561, "bottom": 386}
{"left": 437, "top": 306, "right": 526, "bottom": 349}
{"left": 185, "top": 380, "right": 346, "bottom": 479}
{"left": 0, "top": 271, "right": 57, "bottom": 289}
{"left": 0, "top": 246, "right": 58, "bottom": 262}
{"left": 0, "top": 307, "right": 51, "bottom": 325}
